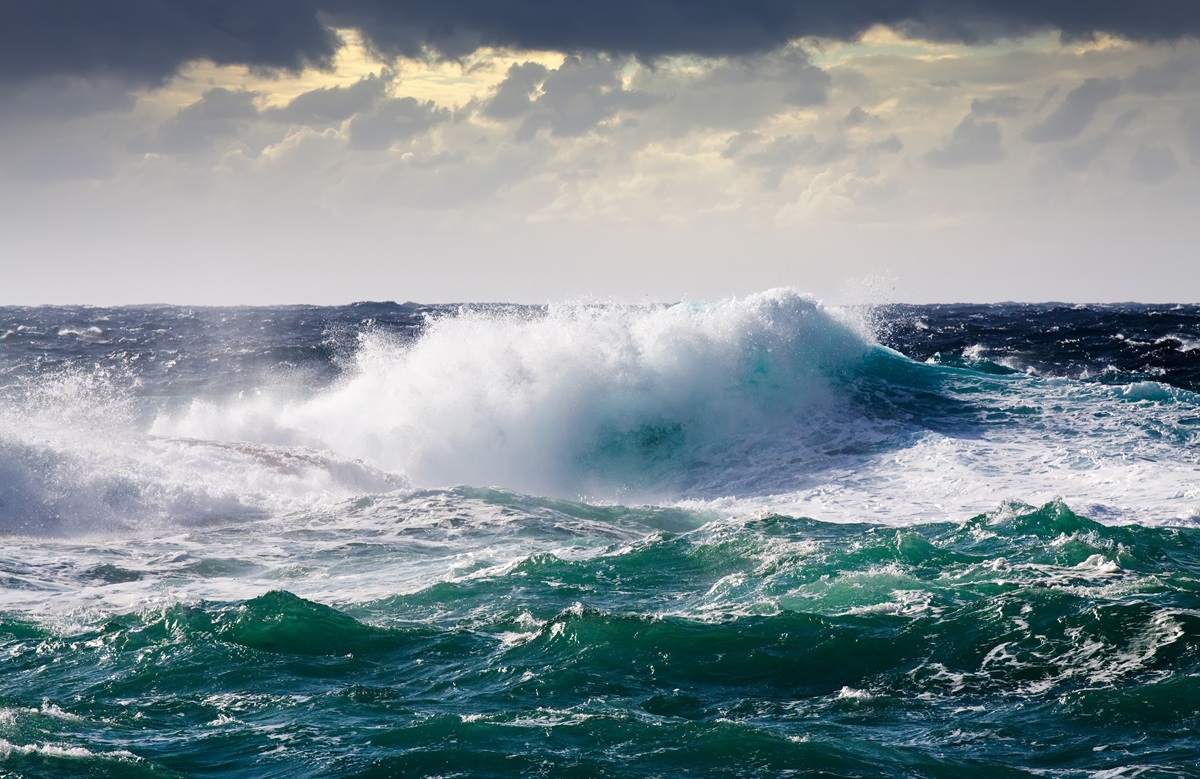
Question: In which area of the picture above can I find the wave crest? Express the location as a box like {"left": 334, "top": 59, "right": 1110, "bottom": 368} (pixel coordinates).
{"left": 155, "top": 289, "right": 875, "bottom": 499}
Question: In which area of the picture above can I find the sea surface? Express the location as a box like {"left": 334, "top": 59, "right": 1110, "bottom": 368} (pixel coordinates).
{"left": 1, "top": 289, "right": 1199, "bottom": 777}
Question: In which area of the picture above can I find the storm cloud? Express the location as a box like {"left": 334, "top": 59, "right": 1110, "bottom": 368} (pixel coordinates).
{"left": 3, "top": 1, "right": 1199, "bottom": 86}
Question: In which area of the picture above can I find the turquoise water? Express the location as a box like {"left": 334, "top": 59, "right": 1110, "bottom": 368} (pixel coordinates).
{"left": 2, "top": 292, "right": 1200, "bottom": 776}
{"left": 3, "top": 500, "right": 1199, "bottom": 777}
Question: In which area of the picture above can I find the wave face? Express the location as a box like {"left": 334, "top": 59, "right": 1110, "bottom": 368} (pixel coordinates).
{"left": 2, "top": 500, "right": 1199, "bottom": 777}
{"left": 2, "top": 291, "right": 1200, "bottom": 775}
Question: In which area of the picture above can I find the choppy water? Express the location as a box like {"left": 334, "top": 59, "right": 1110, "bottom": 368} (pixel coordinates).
{"left": 1, "top": 291, "right": 1198, "bottom": 777}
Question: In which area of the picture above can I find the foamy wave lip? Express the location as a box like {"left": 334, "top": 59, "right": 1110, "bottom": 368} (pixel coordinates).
{"left": 0, "top": 737, "right": 139, "bottom": 762}
{"left": 1120, "top": 381, "right": 1179, "bottom": 402}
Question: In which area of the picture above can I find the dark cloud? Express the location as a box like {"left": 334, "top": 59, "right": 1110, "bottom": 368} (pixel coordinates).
{"left": 1, "top": 1, "right": 338, "bottom": 85}
{"left": 1024, "top": 77, "right": 1121, "bottom": 143}
{"left": 328, "top": 1, "right": 1200, "bottom": 60}
{"left": 4, "top": 2, "right": 1199, "bottom": 87}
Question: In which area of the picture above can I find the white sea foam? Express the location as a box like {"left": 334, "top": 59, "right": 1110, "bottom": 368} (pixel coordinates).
{"left": 0, "top": 737, "right": 138, "bottom": 761}
{"left": 0, "top": 370, "right": 400, "bottom": 535}
{"left": 1160, "top": 335, "right": 1200, "bottom": 352}
{"left": 153, "top": 288, "right": 871, "bottom": 501}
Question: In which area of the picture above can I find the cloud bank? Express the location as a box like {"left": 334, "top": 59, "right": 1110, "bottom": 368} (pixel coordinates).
{"left": 4, "top": 1, "right": 1198, "bottom": 86}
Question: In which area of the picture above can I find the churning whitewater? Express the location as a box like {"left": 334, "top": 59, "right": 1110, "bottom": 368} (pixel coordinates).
{"left": 1, "top": 289, "right": 1199, "bottom": 777}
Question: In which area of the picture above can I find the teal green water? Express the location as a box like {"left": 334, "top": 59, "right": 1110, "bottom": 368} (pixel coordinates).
{"left": 3, "top": 500, "right": 1199, "bottom": 777}
{"left": 3, "top": 298, "right": 1200, "bottom": 777}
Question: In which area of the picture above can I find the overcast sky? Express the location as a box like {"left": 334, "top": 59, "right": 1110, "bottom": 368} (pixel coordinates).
{"left": 2, "top": 1, "right": 1199, "bottom": 304}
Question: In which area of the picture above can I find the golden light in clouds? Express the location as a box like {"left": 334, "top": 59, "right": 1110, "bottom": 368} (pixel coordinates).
{"left": 805, "top": 25, "right": 1102, "bottom": 69}
{"left": 135, "top": 23, "right": 1114, "bottom": 125}
{"left": 139, "top": 28, "right": 567, "bottom": 117}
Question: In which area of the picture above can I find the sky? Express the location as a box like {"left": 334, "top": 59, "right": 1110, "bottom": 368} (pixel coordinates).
{"left": 2, "top": 1, "right": 1199, "bottom": 305}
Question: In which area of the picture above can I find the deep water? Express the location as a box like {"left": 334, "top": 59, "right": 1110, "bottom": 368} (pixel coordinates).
{"left": 1, "top": 291, "right": 1199, "bottom": 777}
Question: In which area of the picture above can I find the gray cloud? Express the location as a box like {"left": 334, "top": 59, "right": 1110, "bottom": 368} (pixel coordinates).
{"left": 5, "top": 139, "right": 114, "bottom": 182}
{"left": 1128, "top": 57, "right": 1199, "bottom": 95}
{"left": 925, "top": 116, "right": 1004, "bottom": 168}
{"left": 971, "top": 95, "right": 1022, "bottom": 118}
{"left": 1128, "top": 143, "right": 1179, "bottom": 183}
{"left": 1185, "top": 106, "right": 1200, "bottom": 157}
{"left": 785, "top": 65, "right": 833, "bottom": 107}
{"left": 0, "top": 77, "right": 136, "bottom": 125}
{"left": 722, "top": 132, "right": 763, "bottom": 160}
{"left": 482, "top": 62, "right": 549, "bottom": 122}
{"left": 1024, "top": 77, "right": 1122, "bottom": 143}
{"left": 1048, "top": 106, "right": 1145, "bottom": 174}
{"left": 4, "top": 2, "right": 1200, "bottom": 88}
{"left": 842, "top": 106, "right": 874, "bottom": 127}
{"left": 145, "top": 87, "right": 261, "bottom": 154}
{"left": 268, "top": 72, "right": 391, "bottom": 124}
{"left": 1056, "top": 134, "right": 1114, "bottom": 173}
{"left": 483, "top": 56, "right": 656, "bottom": 140}
{"left": 723, "top": 132, "right": 850, "bottom": 189}
{"left": 869, "top": 135, "right": 904, "bottom": 154}
{"left": 634, "top": 48, "right": 831, "bottom": 138}
{"left": 346, "top": 96, "right": 450, "bottom": 149}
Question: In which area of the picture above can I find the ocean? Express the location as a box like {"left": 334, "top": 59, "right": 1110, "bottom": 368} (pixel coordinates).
{"left": 0, "top": 288, "right": 1198, "bottom": 777}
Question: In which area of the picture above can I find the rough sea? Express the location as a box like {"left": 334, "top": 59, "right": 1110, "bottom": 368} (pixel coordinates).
{"left": 1, "top": 289, "right": 1199, "bottom": 778}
